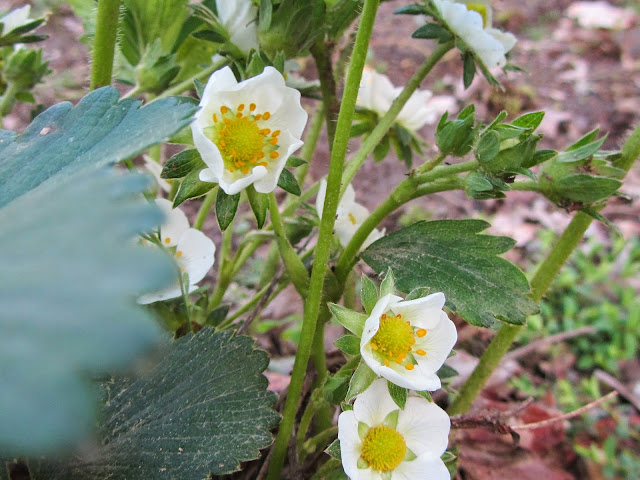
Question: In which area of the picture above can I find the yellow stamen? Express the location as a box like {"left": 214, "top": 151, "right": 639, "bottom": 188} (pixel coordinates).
{"left": 416, "top": 329, "right": 427, "bottom": 338}
{"left": 237, "top": 103, "right": 244, "bottom": 111}
{"left": 272, "top": 130, "right": 280, "bottom": 137}
{"left": 405, "top": 364, "right": 414, "bottom": 370}
{"left": 164, "top": 237, "right": 171, "bottom": 244}
{"left": 249, "top": 103, "right": 256, "bottom": 111}
{"left": 263, "top": 111, "right": 271, "bottom": 120}
{"left": 416, "top": 349, "right": 426, "bottom": 356}
{"left": 270, "top": 151, "right": 279, "bottom": 159}
{"left": 176, "top": 251, "right": 183, "bottom": 258}
{"left": 220, "top": 106, "right": 228, "bottom": 114}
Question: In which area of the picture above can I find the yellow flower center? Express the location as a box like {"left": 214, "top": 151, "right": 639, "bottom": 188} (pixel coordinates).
{"left": 466, "top": 2, "right": 489, "bottom": 28}
{"left": 360, "top": 425, "right": 407, "bottom": 472}
{"left": 205, "top": 103, "right": 280, "bottom": 175}
{"left": 369, "top": 312, "right": 427, "bottom": 370}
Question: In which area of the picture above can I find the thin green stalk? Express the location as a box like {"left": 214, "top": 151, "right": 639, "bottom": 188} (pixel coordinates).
{"left": 208, "top": 218, "right": 234, "bottom": 310}
{"left": 266, "top": 2, "right": 381, "bottom": 477}
{"left": 193, "top": 187, "right": 217, "bottom": 231}
{"left": 449, "top": 122, "right": 640, "bottom": 416}
{"left": 340, "top": 41, "right": 454, "bottom": 191}
{"left": 301, "top": 426, "right": 338, "bottom": 459}
{"left": 294, "top": 104, "right": 325, "bottom": 188}
{"left": 156, "top": 59, "right": 227, "bottom": 99}
{"left": 510, "top": 180, "right": 542, "bottom": 192}
{"left": 335, "top": 175, "right": 469, "bottom": 283}
{"left": 0, "top": 82, "right": 18, "bottom": 118}
{"left": 311, "top": 41, "right": 339, "bottom": 146}
{"left": 269, "top": 192, "right": 309, "bottom": 297}
{"left": 90, "top": 0, "right": 120, "bottom": 89}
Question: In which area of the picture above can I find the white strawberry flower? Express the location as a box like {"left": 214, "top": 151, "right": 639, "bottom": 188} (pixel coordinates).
{"left": 433, "top": 0, "right": 517, "bottom": 69}
{"left": 138, "top": 199, "right": 215, "bottom": 304}
{"left": 193, "top": 66, "right": 308, "bottom": 195}
{"left": 360, "top": 292, "right": 457, "bottom": 391}
{"left": 0, "top": 5, "right": 33, "bottom": 35}
{"left": 216, "top": 0, "right": 259, "bottom": 56}
{"left": 358, "top": 67, "right": 452, "bottom": 132}
{"left": 316, "top": 180, "right": 385, "bottom": 251}
{"left": 338, "top": 378, "right": 451, "bottom": 480}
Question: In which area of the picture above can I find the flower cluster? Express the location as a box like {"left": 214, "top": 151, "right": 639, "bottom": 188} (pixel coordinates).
{"left": 193, "top": 66, "right": 307, "bottom": 195}
{"left": 433, "top": 0, "right": 516, "bottom": 70}
{"left": 333, "top": 276, "right": 457, "bottom": 479}
{"left": 315, "top": 180, "right": 384, "bottom": 251}
{"left": 138, "top": 199, "right": 216, "bottom": 304}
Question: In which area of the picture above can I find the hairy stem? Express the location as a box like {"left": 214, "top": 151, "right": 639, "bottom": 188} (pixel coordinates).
{"left": 449, "top": 122, "right": 640, "bottom": 416}
{"left": 311, "top": 41, "right": 339, "bottom": 147}
{"left": 340, "top": 41, "right": 454, "bottom": 192}
{"left": 90, "top": 0, "right": 121, "bottom": 89}
{"left": 266, "top": 2, "right": 381, "bottom": 477}
{"left": 193, "top": 187, "right": 217, "bottom": 231}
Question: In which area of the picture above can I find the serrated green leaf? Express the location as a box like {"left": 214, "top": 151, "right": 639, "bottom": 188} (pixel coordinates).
{"left": 161, "top": 148, "right": 204, "bottom": 179}
{"left": 346, "top": 361, "right": 377, "bottom": 402}
{"left": 360, "top": 275, "right": 378, "bottom": 315}
{"left": 323, "top": 356, "right": 360, "bottom": 405}
{"left": 373, "top": 134, "right": 391, "bottom": 163}
{"left": 553, "top": 174, "right": 622, "bottom": 203}
{"left": 380, "top": 268, "right": 396, "bottom": 297}
{"left": 362, "top": 220, "right": 539, "bottom": 327}
{"left": 511, "top": 111, "right": 544, "bottom": 130}
{"left": 259, "top": 0, "right": 273, "bottom": 31}
{"left": 415, "top": 390, "right": 433, "bottom": 402}
{"left": 277, "top": 168, "right": 301, "bottom": 195}
{"left": 173, "top": 168, "right": 213, "bottom": 206}
{"left": 0, "top": 172, "right": 175, "bottom": 455}
{"left": 411, "top": 23, "right": 452, "bottom": 43}
{"left": 32, "top": 329, "right": 279, "bottom": 478}
{"left": 194, "top": 78, "right": 205, "bottom": 98}
{"left": 581, "top": 208, "right": 622, "bottom": 237}
{"left": 246, "top": 185, "right": 268, "bottom": 228}
{"left": 327, "top": 439, "right": 341, "bottom": 460}
{"left": 0, "top": 87, "right": 195, "bottom": 208}
{"left": 387, "top": 382, "right": 407, "bottom": 409}
{"left": 566, "top": 128, "right": 600, "bottom": 151}
{"left": 329, "top": 304, "right": 367, "bottom": 337}
{"left": 216, "top": 188, "right": 240, "bottom": 231}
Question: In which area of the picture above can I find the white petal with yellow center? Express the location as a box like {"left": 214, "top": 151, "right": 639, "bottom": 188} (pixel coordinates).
{"left": 193, "top": 66, "right": 307, "bottom": 194}
{"left": 360, "top": 293, "right": 457, "bottom": 391}
{"left": 338, "top": 379, "right": 451, "bottom": 480}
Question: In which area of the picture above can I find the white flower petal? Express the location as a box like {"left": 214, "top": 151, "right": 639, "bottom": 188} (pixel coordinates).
{"left": 192, "top": 66, "right": 307, "bottom": 195}
{"left": 176, "top": 228, "right": 216, "bottom": 285}
{"left": 397, "top": 397, "right": 451, "bottom": 458}
{"left": 137, "top": 283, "right": 197, "bottom": 305}
{"left": 155, "top": 199, "right": 189, "bottom": 247}
{"left": 434, "top": 0, "right": 516, "bottom": 70}
{"left": 199, "top": 168, "right": 219, "bottom": 183}
{"left": 414, "top": 312, "right": 458, "bottom": 375}
{"left": 337, "top": 410, "right": 362, "bottom": 479}
{"left": 393, "top": 455, "right": 450, "bottom": 480}
{"left": 217, "top": 0, "right": 259, "bottom": 55}
{"left": 392, "top": 292, "right": 446, "bottom": 330}
{"left": 143, "top": 155, "right": 170, "bottom": 193}
{"left": 352, "top": 378, "right": 399, "bottom": 427}
{"left": 1, "top": 5, "right": 32, "bottom": 35}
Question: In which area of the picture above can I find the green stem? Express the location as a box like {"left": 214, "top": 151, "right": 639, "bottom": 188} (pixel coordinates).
{"left": 448, "top": 122, "right": 640, "bottom": 416}
{"left": 295, "top": 104, "right": 325, "bottom": 188}
{"left": 340, "top": 41, "right": 454, "bottom": 191}
{"left": 269, "top": 192, "right": 310, "bottom": 298}
{"left": 193, "top": 187, "right": 217, "bottom": 231}
{"left": 208, "top": 218, "right": 234, "bottom": 310}
{"left": 301, "top": 426, "right": 339, "bottom": 459}
{"left": 0, "top": 82, "right": 18, "bottom": 118}
{"left": 266, "top": 2, "right": 381, "bottom": 477}
{"left": 156, "top": 59, "right": 228, "bottom": 99}
{"left": 335, "top": 174, "right": 469, "bottom": 283}
{"left": 90, "top": 0, "right": 121, "bottom": 89}
{"left": 510, "top": 180, "right": 542, "bottom": 192}
{"left": 311, "top": 41, "right": 339, "bottom": 147}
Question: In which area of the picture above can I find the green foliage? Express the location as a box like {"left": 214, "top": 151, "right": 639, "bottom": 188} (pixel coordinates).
{"left": 32, "top": 329, "right": 279, "bottom": 478}
{"left": 435, "top": 106, "right": 476, "bottom": 157}
{"left": 0, "top": 87, "right": 195, "bottom": 207}
{"left": 0, "top": 87, "right": 195, "bottom": 454}
{"left": 216, "top": 188, "right": 240, "bottom": 231}
{"left": 362, "top": 220, "right": 539, "bottom": 327}
{"left": 526, "top": 235, "right": 640, "bottom": 373}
